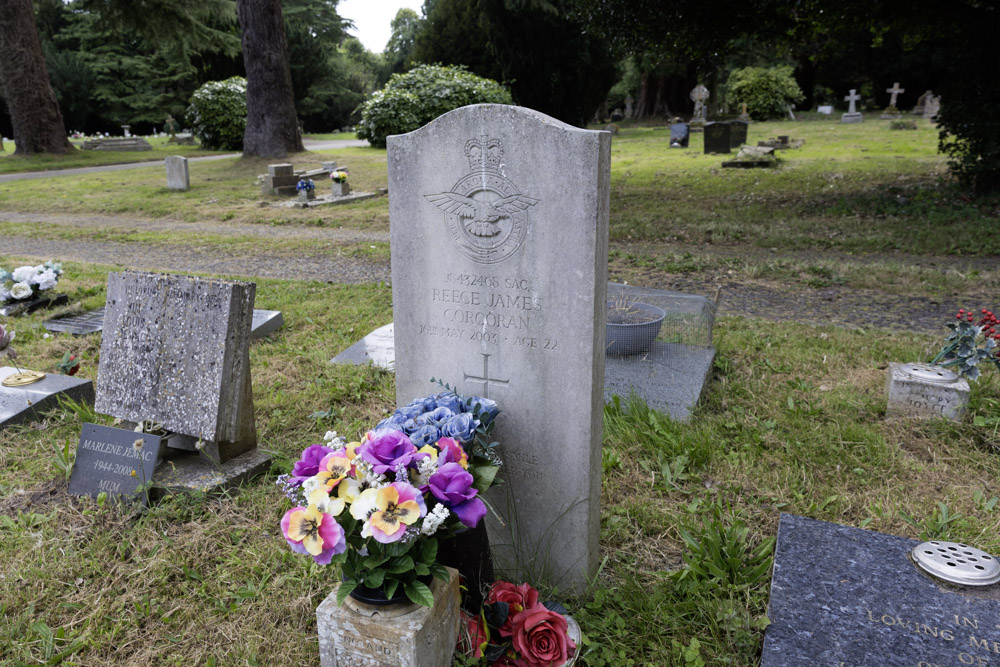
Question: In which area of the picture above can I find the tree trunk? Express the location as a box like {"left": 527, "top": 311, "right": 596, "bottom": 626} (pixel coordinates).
{"left": 0, "top": 0, "right": 73, "bottom": 155}
{"left": 236, "top": 0, "right": 303, "bottom": 157}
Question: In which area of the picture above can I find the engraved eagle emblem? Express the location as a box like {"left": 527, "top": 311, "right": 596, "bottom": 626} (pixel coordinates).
{"left": 424, "top": 192, "right": 539, "bottom": 237}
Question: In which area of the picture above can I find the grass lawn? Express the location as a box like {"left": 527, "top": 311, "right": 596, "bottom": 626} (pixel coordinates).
{"left": 0, "top": 136, "right": 232, "bottom": 174}
{"left": 1, "top": 116, "right": 1000, "bottom": 665}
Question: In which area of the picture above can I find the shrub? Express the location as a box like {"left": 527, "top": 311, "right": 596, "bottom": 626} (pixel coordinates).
{"left": 725, "top": 66, "right": 804, "bottom": 121}
{"left": 187, "top": 77, "right": 247, "bottom": 150}
{"left": 357, "top": 64, "right": 513, "bottom": 148}
{"left": 890, "top": 119, "right": 918, "bottom": 131}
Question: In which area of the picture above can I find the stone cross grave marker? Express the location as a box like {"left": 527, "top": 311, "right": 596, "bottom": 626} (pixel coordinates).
{"left": 763, "top": 514, "right": 1000, "bottom": 666}
{"left": 165, "top": 156, "right": 189, "bottom": 191}
{"left": 886, "top": 82, "right": 905, "bottom": 108}
{"left": 0, "top": 366, "right": 94, "bottom": 429}
{"left": 388, "top": 104, "right": 610, "bottom": 594}
{"left": 690, "top": 84, "right": 710, "bottom": 124}
{"left": 95, "top": 271, "right": 258, "bottom": 465}
{"left": 842, "top": 88, "right": 863, "bottom": 124}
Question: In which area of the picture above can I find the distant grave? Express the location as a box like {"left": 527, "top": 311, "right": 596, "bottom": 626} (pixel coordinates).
{"left": 0, "top": 293, "right": 68, "bottom": 317}
{"left": 81, "top": 137, "right": 152, "bottom": 152}
{"left": 722, "top": 146, "right": 779, "bottom": 169}
{"left": 165, "top": 156, "right": 189, "bottom": 191}
{"left": 841, "top": 88, "right": 864, "bottom": 124}
{"left": 763, "top": 514, "right": 1000, "bottom": 666}
{"left": 703, "top": 121, "right": 732, "bottom": 154}
{"left": 44, "top": 306, "right": 283, "bottom": 339}
{"left": 0, "top": 366, "right": 94, "bottom": 429}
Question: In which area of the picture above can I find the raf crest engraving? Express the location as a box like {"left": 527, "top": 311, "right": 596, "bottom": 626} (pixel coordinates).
{"left": 425, "top": 135, "right": 539, "bottom": 264}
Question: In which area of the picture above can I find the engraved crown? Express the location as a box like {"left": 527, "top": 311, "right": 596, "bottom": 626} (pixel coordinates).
{"left": 465, "top": 135, "right": 503, "bottom": 173}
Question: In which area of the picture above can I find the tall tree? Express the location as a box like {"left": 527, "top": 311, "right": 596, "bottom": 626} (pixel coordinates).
{"left": 0, "top": 0, "right": 73, "bottom": 154}
{"left": 382, "top": 8, "right": 423, "bottom": 83}
{"left": 236, "top": 0, "right": 303, "bottom": 156}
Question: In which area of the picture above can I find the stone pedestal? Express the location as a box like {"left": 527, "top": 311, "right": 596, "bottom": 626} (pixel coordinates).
{"left": 298, "top": 189, "right": 316, "bottom": 202}
{"left": 316, "top": 567, "right": 460, "bottom": 667}
{"left": 886, "top": 362, "right": 970, "bottom": 421}
{"left": 840, "top": 112, "right": 863, "bottom": 124}
{"left": 331, "top": 181, "right": 351, "bottom": 197}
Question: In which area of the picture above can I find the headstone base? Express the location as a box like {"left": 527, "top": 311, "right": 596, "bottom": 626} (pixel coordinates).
{"left": 604, "top": 343, "right": 715, "bottom": 422}
{"left": 151, "top": 447, "right": 272, "bottom": 497}
{"left": 840, "top": 112, "right": 864, "bottom": 124}
{"left": 0, "top": 366, "right": 94, "bottom": 429}
{"left": 886, "top": 362, "right": 970, "bottom": 421}
{"left": 281, "top": 191, "right": 378, "bottom": 209}
{"left": 316, "top": 567, "right": 460, "bottom": 667}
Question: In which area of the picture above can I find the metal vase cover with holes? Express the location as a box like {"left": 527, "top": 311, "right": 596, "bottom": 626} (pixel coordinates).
{"left": 912, "top": 541, "right": 1000, "bottom": 586}
{"left": 901, "top": 363, "right": 959, "bottom": 384}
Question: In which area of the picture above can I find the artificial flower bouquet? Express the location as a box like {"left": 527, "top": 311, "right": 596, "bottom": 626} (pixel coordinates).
{"left": 278, "top": 389, "right": 502, "bottom": 607}
{"left": 0, "top": 261, "right": 63, "bottom": 303}
{"left": 330, "top": 169, "right": 349, "bottom": 183}
{"left": 462, "top": 580, "right": 579, "bottom": 667}
{"left": 930, "top": 308, "right": 1000, "bottom": 381}
{"left": 296, "top": 178, "right": 315, "bottom": 192}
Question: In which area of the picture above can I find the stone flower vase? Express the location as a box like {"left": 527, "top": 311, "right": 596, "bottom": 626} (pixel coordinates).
{"left": 605, "top": 301, "right": 666, "bottom": 356}
{"left": 331, "top": 180, "right": 351, "bottom": 197}
{"left": 316, "top": 567, "right": 460, "bottom": 667}
{"left": 297, "top": 189, "right": 315, "bottom": 202}
{"left": 885, "top": 362, "right": 971, "bottom": 422}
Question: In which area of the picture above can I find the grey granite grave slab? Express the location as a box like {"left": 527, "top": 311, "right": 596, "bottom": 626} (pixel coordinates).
{"left": 275, "top": 191, "right": 378, "bottom": 209}
{"left": 388, "top": 104, "right": 610, "bottom": 594}
{"left": 95, "top": 271, "right": 257, "bottom": 462}
{"left": 330, "top": 323, "right": 394, "bottom": 369}
{"left": 151, "top": 447, "right": 272, "bottom": 497}
{"left": 604, "top": 343, "right": 714, "bottom": 421}
{"left": 165, "top": 156, "right": 189, "bottom": 191}
{"left": 763, "top": 513, "right": 1000, "bottom": 667}
{"left": 0, "top": 366, "right": 94, "bottom": 429}
{"left": 45, "top": 307, "right": 283, "bottom": 339}
{"left": 0, "top": 294, "right": 68, "bottom": 317}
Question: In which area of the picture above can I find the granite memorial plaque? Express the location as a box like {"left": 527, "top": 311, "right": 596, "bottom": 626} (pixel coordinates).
{"left": 330, "top": 322, "right": 394, "bottom": 369}
{"left": 68, "top": 423, "right": 160, "bottom": 503}
{"left": 388, "top": 104, "right": 609, "bottom": 594}
{"left": 764, "top": 513, "right": 1000, "bottom": 666}
{"left": 670, "top": 122, "right": 690, "bottom": 148}
{"left": 45, "top": 307, "right": 283, "bottom": 339}
{"left": 95, "top": 271, "right": 257, "bottom": 463}
{"left": 704, "top": 122, "right": 732, "bottom": 154}
{"left": 0, "top": 366, "right": 94, "bottom": 429}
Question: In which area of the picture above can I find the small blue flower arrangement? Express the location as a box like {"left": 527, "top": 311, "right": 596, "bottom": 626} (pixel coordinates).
{"left": 296, "top": 178, "right": 315, "bottom": 192}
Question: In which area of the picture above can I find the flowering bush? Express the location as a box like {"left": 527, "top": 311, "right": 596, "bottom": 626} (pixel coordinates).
{"left": 187, "top": 77, "right": 247, "bottom": 150}
{"left": 296, "top": 178, "right": 315, "bottom": 192}
{"left": 460, "top": 581, "right": 578, "bottom": 666}
{"left": 330, "top": 169, "right": 349, "bottom": 183}
{"left": 930, "top": 308, "right": 1000, "bottom": 381}
{"left": 0, "top": 261, "right": 63, "bottom": 304}
{"left": 277, "top": 390, "right": 502, "bottom": 607}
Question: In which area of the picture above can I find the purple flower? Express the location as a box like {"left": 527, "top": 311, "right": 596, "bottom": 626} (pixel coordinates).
{"left": 289, "top": 444, "right": 336, "bottom": 486}
{"left": 359, "top": 430, "right": 425, "bottom": 474}
{"left": 428, "top": 462, "right": 486, "bottom": 528}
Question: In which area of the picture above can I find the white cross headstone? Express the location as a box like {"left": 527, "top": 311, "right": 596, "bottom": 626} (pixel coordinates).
{"left": 841, "top": 89, "right": 863, "bottom": 124}
{"left": 388, "top": 104, "right": 610, "bottom": 594}
{"left": 886, "top": 82, "right": 905, "bottom": 108}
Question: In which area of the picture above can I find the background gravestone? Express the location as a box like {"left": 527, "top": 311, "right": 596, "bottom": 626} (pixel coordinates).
{"left": 95, "top": 271, "right": 257, "bottom": 465}
{"left": 45, "top": 307, "right": 283, "bottom": 339}
{"left": 0, "top": 366, "right": 94, "bottom": 429}
{"left": 669, "top": 122, "right": 690, "bottom": 148}
{"left": 388, "top": 104, "right": 610, "bottom": 594}
{"left": 763, "top": 514, "right": 1000, "bottom": 666}
{"left": 165, "top": 156, "right": 189, "bottom": 191}
{"left": 729, "top": 120, "right": 749, "bottom": 148}
{"left": 704, "top": 122, "right": 732, "bottom": 154}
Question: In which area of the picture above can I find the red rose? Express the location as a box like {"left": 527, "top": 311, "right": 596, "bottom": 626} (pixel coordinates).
{"left": 487, "top": 581, "right": 539, "bottom": 637}
{"left": 460, "top": 611, "right": 488, "bottom": 659}
{"left": 510, "top": 603, "right": 575, "bottom": 667}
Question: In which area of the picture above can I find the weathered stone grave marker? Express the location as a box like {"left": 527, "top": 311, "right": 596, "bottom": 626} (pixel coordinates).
{"left": 703, "top": 121, "right": 732, "bottom": 154}
{"left": 886, "top": 362, "right": 969, "bottom": 421}
{"left": 388, "top": 104, "right": 610, "bottom": 593}
{"left": 68, "top": 423, "right": 160, "bottom": 503}
{"left": 94, "top": 271, "right": 270, "bottom": 493}
{"left": 45, "top": 306, "right": 284, "bottom": 339}
{"left": 763, "top": 514, "right": 1000, "bottom": 666}
{"left": 690, "top": 84, "right": 710, "bottom": 129}
{"left": 842, "top": 88, "right": 863, "bottom": 123}
{"left": 887, "top": 82, "right": 905, "bottom": 109}
{"left": 0, "top": 366, "right": 94, "bottom": 429}
{"left": 165, "top": 156, "right": 189, "bottom": 191}
{"left": 670, "top": 121, "right": 690, "bottom": 148}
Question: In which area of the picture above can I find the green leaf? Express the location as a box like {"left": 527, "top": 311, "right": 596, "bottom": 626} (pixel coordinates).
{"left": 405, "top": 580, "right": 434, "bottom": 607}
{"left": 365, "top": 569, "right": 385, "bottom": 588}
{"left": 386, "top": 556, "right": 415, "bottom": 574}
{"left": 421, "top": 538, "right": 438, "bottom": 564}
{"left": 384, "top": 578, "right": 399, "bottom": 600}
{"left": 336, "top": 581, "right": 358, "bottom": 606}
{"left": 471, "top": 464, "right": 499, "bottom": 492}
{"left": 415, "top": 563, "right": 430, "bottom": 576}
{"left": 429, "top": 563, "right": 450, "bottom": 582}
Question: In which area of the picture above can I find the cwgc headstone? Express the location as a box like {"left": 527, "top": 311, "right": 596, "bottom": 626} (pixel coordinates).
{"left": 388, "top": 104, "right": 610, "bottom": 594}
{"left": 0, "top": 366, "right": 94, "bottom": 429}
{"left": 703, "top": 121, "right": 732, "bottom": 154}
{"left": 165, "top": 156, "right": 189, "bottom": 191}
{"left": 729, "top": 120, "right": 749, "bottom": 148}
{"left": 670, "top": 121, "right": 690, "bottom": 148}
{"left": 886, "top": 362, "right": 969, "bottom": 421}
{"left": 842, "top": 88, "right": 863, "bottom": 123}
{"left": 44, "top": 306, "right": 284, "bottom": 339}
{"left": 68, "top": 423, "right": 159, "bottom": 503}
{"left": 763, "top": 513, "right": 1000, "bottom": 667}
{"left": 95, "top": 272, "right": 267, "bottom": 488}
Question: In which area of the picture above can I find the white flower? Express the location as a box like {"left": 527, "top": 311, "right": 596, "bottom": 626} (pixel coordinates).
{"left": 302, "top": 476, "right": 322, "bottom": 497}
{"left": 11, "top": 266, "right": 35, "bottom": 283}
{"left": 420, "top": 505, "right": 450, "bottom": 536}
{"left": 35, "top": 270, "right": 57, "bottom": 291}
{"left": 409, "top": 457, "right": 439, "bottom": 488}
{"left": 10, "top": 282, "right": 33, "bottom": 300}
{"left": 0, "top": 285, "right": 10, "bottom": 302}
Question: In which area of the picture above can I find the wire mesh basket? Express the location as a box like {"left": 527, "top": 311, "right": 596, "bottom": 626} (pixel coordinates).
{"left": 605, "top": 283, "right": 715, "bottom": 357}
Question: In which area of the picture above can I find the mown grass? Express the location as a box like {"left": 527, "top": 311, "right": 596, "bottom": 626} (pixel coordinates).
{"left": 2, "top": 255, "right": 1000, "bottom": 665}
{"left": 0, "top": 136, "right": 231, "bottom": 174}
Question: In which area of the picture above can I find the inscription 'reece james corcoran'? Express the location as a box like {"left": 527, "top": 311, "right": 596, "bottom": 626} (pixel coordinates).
{"left": 424, "top": 135, "right": 539, "bottom": 265}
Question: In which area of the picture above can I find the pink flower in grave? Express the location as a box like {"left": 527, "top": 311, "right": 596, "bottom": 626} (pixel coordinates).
{"left": 281, "top": 505, "right": 347, "bottom": 565}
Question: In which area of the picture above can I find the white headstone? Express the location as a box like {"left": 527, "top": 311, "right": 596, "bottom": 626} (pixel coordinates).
{"left": 165, "top": 156, "right": 189, "bottom": 191}
{"left": 387, "top": 104, "right": 610, "bottom": 593}
{"left": 841, "top": 89, "right": 863, "bottom": 124}
{"left": 886, "top": 82, "right": 905, "bottom": 108}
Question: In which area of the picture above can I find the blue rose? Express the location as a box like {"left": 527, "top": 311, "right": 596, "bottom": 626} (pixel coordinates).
{"left": 417, "top": 406, "right": 455, "bottom": 427}
{"left": 407, "top": 396, "right": 437, "bottom": 412}
{"left": 465, "top": 396, "right": 499, "bottom": 426}
{"left": 442, "top": 412, "right": 479, "bottom": 444}
{"left": 395, "top": 404, "right": 424, "bottom": 420}
{"left": 374, "top": 417, "right": 405, "bottom": 432}
{"left": 431, "top": 392, "right": 465, "bottom": 414}
{"left": 408, "top": 424, "right": 441, "bottom": 447}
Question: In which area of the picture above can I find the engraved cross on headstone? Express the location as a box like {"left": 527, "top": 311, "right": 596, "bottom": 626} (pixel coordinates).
{"left": 463, "top": 353, "right": 508, "bottom": 398}
{"left": 844, "top": 89, "right": 861, "bottom": 114}
{"left": 886, "top": 82, "right": 905, "bottom": 108}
